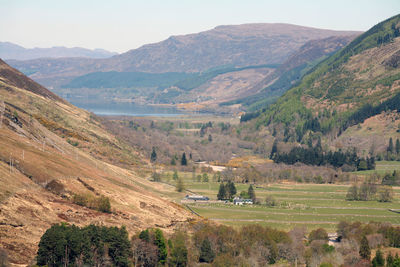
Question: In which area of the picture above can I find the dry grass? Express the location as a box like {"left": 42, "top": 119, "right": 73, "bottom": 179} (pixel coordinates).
{"left": 0, "top": 64, "right": 193, "bottom": 264}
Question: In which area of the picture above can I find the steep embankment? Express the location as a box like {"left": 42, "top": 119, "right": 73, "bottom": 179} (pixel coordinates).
{"left": 0, "top": 59, "right": 192, "bottom": 264}
{"left": 256, "top": 14, "right": 400, "bottom": 147}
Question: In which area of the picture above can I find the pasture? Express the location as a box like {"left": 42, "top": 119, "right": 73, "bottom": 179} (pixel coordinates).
{"left": 164, "top": 171, "right": 400, "bottom": 232}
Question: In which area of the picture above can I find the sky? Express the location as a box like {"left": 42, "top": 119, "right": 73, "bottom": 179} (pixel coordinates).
{"left": 1, "top": 0, "right": 399, "bottom": 53}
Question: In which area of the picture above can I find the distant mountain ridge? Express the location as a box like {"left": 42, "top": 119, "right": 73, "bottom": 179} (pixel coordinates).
{"left": 0, "top": 42, "right": 118, "bottom": 60}
{"left": 6, "top": 23, "right": 361, "bottom": 89}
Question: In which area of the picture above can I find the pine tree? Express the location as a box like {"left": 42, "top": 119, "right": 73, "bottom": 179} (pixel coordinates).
{"left": 388, "top": 137, "right": 394, "bottom": 153}
{"left": 150, "top": 147, "right": 157, "bottom": 163}
{"left": 396, "top": 138, "right": 400, "bottom": 154}
{"left": 181, "top": 152, "right": 187, "bottom": 166}
{"left": 154, "top": 229, "right": 167, "bottom": 265}
{"left": 171, "top": 156, "right": 176, "bottom": 166}
{"left": 372, "top": 249, "right": 385, "bottom": 267}
{"left": 227, "top": 181, "right": 237, "bottom": 199}
{"left": 248, "top": 184, "right": 256, "bottom": 202}
{"left": 208, "top": 134, "right": 212, "bottom": 142}
{"left": 199, "top": 238, "right": 215, "bottom": 263}
{"left": 139, "top": 229, "right": 150, "bottom": 242}
{"left": 270, "top": 139, "right": 278, "bottom": 159}
{"left": 217, "top": 183, "right": 226, "bottom": 200}
{"left": 359, "top": 235, "right": 371, "bottom": 260}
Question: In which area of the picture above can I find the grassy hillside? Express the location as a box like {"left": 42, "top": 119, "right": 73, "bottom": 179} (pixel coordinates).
{"left": 0, "top": 60, "right": 191, "bottom": 264}
{"left": 256, "top": 14, "right": 400, "bottom": 142}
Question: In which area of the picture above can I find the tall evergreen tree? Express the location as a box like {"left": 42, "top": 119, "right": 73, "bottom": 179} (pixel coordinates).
{"left": 372, "top": 249, "right": 385, "bottom": 267}
{"left": 154, "top": 228, "right": 167, "bottom": 265}
{"left": 227, "top": 181, "right": 237, "bottom": 199}
{"left": 388, "top": 137, "right": 394, "bottom": 153}
{"left": 248, "top": 185, "right": 256, "bottom": 202}
{"left": 270, "top": 139, "right": 278, "bottom": 159}
{"left": 139, "top": 229, "right": 150, "bottom": 242}
{"left": 181, "top": 152, "right": 187, "bottom": 166}
{"left": 359, "top": 235, "right": 371, "bottom": 260}
{"left": 150, "top": 147, "right": 157, "bottom": 163}
{"left": 217, "top": 183, "right": 226, "bottom": 200}
{"left": 396, "top": 138, "right": 400, "bottom": 154}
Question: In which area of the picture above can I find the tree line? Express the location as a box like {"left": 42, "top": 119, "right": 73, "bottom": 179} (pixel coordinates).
{"left": 271, "top": 140, "right": 375, "bottom": 171}
{"left": 35, "top": 220, "right": 400, "bottom": 267}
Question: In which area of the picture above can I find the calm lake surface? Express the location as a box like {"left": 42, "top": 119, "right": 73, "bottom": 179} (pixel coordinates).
{"left": 70, "top": 101, "right": 184, "bottom": 117}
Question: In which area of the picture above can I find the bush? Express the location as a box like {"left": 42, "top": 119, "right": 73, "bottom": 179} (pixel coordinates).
{"left": 72, "top": 193, "right": 111, "bottom": 213}
{"left": 378, "top": 186, "right": 394, "bottom": 202}
{"left": 97, "top": 196, "right": 111, "bottom": 213}
{"left": 265, "top": 195, "right": 277, "bottom": 207}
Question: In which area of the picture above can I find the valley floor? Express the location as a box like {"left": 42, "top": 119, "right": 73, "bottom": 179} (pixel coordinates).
{"left": 184, "top": 182, "right": 400, "bottom": 232}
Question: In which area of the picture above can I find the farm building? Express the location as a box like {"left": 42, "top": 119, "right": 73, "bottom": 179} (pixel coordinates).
{"left": 184, "top": 195, "right": 209, "bottom": 201}
{"left": 233, "top": 197, "right": 253, "bottom": 205}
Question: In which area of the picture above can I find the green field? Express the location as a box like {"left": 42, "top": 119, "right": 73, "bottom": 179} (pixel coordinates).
{"left": 354, "top": 160, "right": 400, "bottom": 175}
{"left": 168, "top": 171, "right": 400, "bottom": 232}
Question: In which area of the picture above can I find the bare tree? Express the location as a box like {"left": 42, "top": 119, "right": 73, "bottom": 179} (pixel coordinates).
{"left": 0, "top": 101, "right": 4, "bottom": 129}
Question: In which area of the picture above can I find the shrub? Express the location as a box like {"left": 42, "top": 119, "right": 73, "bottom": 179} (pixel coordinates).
{"left": 378, "top": 186, "right": 394, "bottom": 202}
{"left": 72, "top": 193, "right": 111, "bottom": 213}
{"left": 265, "top": 195, "right": 277, "bottom": 207}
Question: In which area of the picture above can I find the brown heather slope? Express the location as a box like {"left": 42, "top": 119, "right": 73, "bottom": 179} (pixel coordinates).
{"left": 0, "top": 60, "right": 192, "bottom": 265}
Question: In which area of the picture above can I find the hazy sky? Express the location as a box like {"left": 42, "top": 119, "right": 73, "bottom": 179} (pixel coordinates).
{"left": 1, "top": 0, "right": 399, "bottom": 53}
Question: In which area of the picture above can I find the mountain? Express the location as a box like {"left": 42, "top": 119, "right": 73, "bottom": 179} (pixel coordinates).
{"left": 256, "top": 14, "right": 400, "bottom": 150}
{"left": 105, "top": 23, "right": 360, "bottom": 73}
{"left": 0, "top": 42, "right": 118, "bottom": 60}
{"left": 0, "top": 59, "right": 191, "bottom": 264}
{"left": 223, "top": 35, "right": 358, "bottom": 111}
{"left": 7, "top": 23, "right": 360, "bottom": 89}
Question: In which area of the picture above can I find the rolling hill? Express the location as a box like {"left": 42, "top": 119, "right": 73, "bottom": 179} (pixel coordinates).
{"left": 255, "top": 14, "right": 400, "bottom": 151}
{"left": 0, "top": 59, "right": 192, "bottom": 264}
{"left": 0, "top": 42, "right": 117, "bottom": 60}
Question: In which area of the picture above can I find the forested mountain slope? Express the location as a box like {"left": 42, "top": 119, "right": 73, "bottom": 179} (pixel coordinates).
{"left": 256, "top": 14, "right": 400, "bottom": 144}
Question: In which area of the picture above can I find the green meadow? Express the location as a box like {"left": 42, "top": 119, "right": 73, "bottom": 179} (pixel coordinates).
{"left": 165, "top": 170, "right": 400, "bottom": 232}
